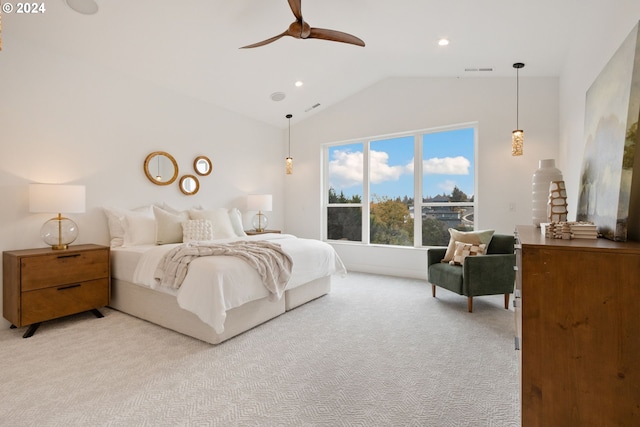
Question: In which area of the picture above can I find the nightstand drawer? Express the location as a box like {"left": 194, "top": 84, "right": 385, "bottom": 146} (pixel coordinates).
{"left": 21, "top": 278, "right": 109, "bottom": 325}
{"left": 21, "top": 249, "right": 109, "bottom": 291}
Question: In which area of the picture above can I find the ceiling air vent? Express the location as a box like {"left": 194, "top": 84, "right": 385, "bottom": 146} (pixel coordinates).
{"left": 271, "top": 92, "right": 286, "bottom": 102}
{"left": 305, "top": 103, "right": 321, "bottom": 112}
{"left": 464, "top": 67, "right": 493, "bottom": 72}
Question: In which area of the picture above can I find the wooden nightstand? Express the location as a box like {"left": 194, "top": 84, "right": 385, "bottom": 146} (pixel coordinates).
{"left": 3, "top": 244, "right": 110, "bottom": 338}
{"left": 245, "top": 229, "right": 281, "bottom": 235}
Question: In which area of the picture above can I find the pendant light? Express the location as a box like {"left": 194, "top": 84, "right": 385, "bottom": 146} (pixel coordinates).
{"left": 285, "top": 114, "right": 293, "bottom": 174}
{"left": 512, "top": 62, "right": 525, "bottom": 156}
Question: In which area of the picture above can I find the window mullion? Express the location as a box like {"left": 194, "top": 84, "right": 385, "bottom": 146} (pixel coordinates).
{"left": 362, "top": 140, "right": 370, "bottom": 245}
{"left": 414, "top": 133, "right": 423, "bottom": 247}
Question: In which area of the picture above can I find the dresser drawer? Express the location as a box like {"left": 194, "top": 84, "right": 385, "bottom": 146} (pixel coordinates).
{"left": 21, "top": 278, "right": 109, "bottom": 325}
{"left": 21, "top": 249, "right": 109, "bottom": 291}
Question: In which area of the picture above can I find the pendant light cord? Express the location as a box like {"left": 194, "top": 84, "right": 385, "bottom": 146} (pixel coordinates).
{"left": 513, "top": 62, "right": 524, "bottom": 130}
{"left": 286, "top": 114, "right": 292, "bottom": 156}
{"left": 516, "top": 67, "right": 519, "bottom": 129}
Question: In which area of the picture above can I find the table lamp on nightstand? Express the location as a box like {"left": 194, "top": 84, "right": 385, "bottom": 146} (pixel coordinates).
{"left": 247, "top": 194, "right": 272, "bottom": 232}
{"left": 29, "top": 183, "right": 86, "bottom": 250}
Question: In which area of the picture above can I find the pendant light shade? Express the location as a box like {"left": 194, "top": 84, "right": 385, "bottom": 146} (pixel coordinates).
{"left": 512, "top": 62, "right": 525, "bottom": 156}
{"left": 285, "top": 114, "right": 293, "bottom": 174}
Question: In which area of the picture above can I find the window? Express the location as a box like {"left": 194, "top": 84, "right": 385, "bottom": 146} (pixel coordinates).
{"left": 324, "top": 124, "right": 476, "bottom": 247}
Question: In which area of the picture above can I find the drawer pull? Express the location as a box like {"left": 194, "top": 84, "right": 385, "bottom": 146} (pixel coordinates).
{"left": 57, "top": 284, "right": 81, "bottom": 291}
{"left": 514, "top": 336, "right": 520, "bottom": 351}
{"left": 57, "top": 254, "right": 81, "bottom": 259}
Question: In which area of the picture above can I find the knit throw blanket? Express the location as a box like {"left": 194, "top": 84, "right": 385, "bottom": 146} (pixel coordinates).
{"left": 154, "top": 240, "right": 292, "bottom": 298}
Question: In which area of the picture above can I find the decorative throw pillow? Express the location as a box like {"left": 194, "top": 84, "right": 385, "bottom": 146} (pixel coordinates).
{"left": 442, "top": 228, "right": 495, "bottom": 262}
{"left": 188, "top": 208, "right": 236, "bottom": 239}
{"left": 182, "top": 219, "right": 213, "bottom": 242}
{"left": 449, "top": 242, "right": 486, "bottom": 266}
{"left": 153, "top": 206, "right": 189, "bottom": 244}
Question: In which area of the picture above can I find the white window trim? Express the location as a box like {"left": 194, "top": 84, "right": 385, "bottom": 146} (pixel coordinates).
{"left": 323, "top": 122, "right": 478, "bottom": 247}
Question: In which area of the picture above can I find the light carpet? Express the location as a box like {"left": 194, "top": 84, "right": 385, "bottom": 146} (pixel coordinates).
{"left": 0, "top": 272, "right": 520, "bottom": 426}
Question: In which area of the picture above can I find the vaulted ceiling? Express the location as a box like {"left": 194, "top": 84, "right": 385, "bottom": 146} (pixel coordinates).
{"left": 7, "top": 0, "right": 595, "bottom": 128}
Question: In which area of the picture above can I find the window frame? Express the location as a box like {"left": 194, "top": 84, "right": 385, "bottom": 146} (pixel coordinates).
{"left": 322, "top": 122, "right": 477, "bottom": 247}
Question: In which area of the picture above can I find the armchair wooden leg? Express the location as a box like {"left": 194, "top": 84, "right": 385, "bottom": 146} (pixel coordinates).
{"left": 432, "top": 284, "right": 436, "bottom": 297}
{"left": 504, "top": 293, "right": 510, "bottom": 310}
{"left": 468, "top": 296, "right": 473, "bottom": 313}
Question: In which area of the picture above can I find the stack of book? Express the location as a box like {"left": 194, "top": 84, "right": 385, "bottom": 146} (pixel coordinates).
{"left": 569, "top": 222, "right": 598, "bottom": 239}
{"left": 544, "top": 221, "right": 598, "bottom": 239}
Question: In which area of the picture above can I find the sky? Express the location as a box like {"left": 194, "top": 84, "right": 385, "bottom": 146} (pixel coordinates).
{"left": 328, "top": 127, "right": 475, "bottom": 201}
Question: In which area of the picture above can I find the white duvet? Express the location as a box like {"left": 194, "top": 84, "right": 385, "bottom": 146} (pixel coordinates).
{"left": 131, "top": 233, "right": 346, "bottom": 333}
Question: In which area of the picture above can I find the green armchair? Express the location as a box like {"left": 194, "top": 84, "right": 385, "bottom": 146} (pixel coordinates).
{"left": 427, "top": 234, "right": 516, "bottom": 312}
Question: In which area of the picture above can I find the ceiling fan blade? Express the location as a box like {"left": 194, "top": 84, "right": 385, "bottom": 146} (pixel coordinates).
{"left": 308, "top": 27, "right": 365, "bottom": 47}
{"left": 240, "top": 31, "right": 289, "bottom": 49}
{"left": 288, "top": 0, "right": 303, "bottom": 21}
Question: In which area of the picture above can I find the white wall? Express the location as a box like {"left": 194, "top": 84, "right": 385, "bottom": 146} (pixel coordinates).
{"left": 559, "top": 10, "right": 640, "bottom": 213}
{"left": 284, "top": 76, "right": 560, "bottom": 278}
{"left": 0, "top": 39, "right": 285, "bottom": 329}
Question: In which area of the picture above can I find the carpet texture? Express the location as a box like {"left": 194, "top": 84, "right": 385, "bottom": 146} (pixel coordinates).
{"left": 0, "top": 272, "right": 520, "bottom": 426}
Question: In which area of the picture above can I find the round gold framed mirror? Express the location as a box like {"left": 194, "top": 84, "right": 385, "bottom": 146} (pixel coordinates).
{"left": 179, "top": 174, "right": 200, "bottom": 195}
{"left": 144, "top": 151, "right": 179, "bottom": 186}
{"left": 194, "top": 156, "right": 212, "bottom": 176}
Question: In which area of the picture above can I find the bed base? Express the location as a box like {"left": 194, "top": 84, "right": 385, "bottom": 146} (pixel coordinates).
{"left": 109, "top": 276, "right": 331, "bottom": 344}
{"left": 284, "top": 276, "right": 331, "bottom": 311}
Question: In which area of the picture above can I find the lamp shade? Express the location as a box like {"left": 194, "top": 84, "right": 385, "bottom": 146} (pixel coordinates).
{"left": 247, "top": 194, "right": 272, "bottom": 212}
{"left": 29, "top": 184, "right": 86, "bottom": 214}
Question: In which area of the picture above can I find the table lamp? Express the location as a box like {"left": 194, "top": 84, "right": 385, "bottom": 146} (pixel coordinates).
{"left": 247, "top": 194, "right": 272, "bottom": 232}
{"left": 29, "top": 184, "right": 86, "bottom": 250}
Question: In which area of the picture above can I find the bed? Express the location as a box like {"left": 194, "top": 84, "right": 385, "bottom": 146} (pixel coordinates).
{"left": 108, "top": 231, "right": 346, "bottom": 344}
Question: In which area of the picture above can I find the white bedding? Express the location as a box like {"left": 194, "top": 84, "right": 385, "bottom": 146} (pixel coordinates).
{"left": 112, "top": 233, "right": 346, "bottom": 334}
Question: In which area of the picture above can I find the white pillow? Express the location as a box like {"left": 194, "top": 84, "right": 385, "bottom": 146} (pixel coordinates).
{"left": 182, "top": 219, "right": 213, "bottom": 242}
{"left": 229, "top": 208, "right": 247, "bottom": 237}
{"left": 161, "top": 202, "right": 202, "bottom": 215}
{"left": 442, "top": 228, "right": 495, "bottom": 262}
{"left": 188, "top": 208, "right": 236, "bottom": 239}
{"left": 103, "top": 205, "right": 153, "bottom": 248}
{"left": 153, "top": 206, "right": 189, "bottom": 244}
{"left": 122, "top": 211, "right": 156, "bottom": 247}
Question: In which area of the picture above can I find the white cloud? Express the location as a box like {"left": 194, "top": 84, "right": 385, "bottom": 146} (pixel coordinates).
{"left": 329, "top": 150, "right": 470, "bottom": 190}
{"left": 329, "top": 149, "right": 412, "bottom": 188}
{"left": 423, "top": 156, "right": 470, "bottom": 175}
{"left": 329, "top": 149, "right": 363, "bottom": 188}
{"left": 369, "top": 150, "right": 410, "bottom": 183}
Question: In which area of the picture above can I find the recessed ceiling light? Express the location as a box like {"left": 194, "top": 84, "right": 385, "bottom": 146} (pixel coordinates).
{"left": 65, "top": 0, "right": 99, "bottom": 15}
{"left": 295, "top": 81, "right": 304, "bottom": 87}
{"left": 438, "top": 38, "right": 450, "bottom": 46}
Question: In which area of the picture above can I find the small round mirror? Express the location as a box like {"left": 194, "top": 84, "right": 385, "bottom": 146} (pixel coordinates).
{"left": 179, "top": 174, "right": 200, "bottom": 195}
{"left": 144, "top": 151, "right": 178, "bottom": 186}
{"left": 194, "top": 156, "right": 212, "bottom": 176}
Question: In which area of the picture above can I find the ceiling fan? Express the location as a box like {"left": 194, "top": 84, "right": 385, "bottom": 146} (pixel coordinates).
{"left": 240, "top": 0, "right": 365, "bottom": 49}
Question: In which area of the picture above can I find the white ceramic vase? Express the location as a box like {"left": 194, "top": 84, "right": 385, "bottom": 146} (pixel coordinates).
{"left": 532, "top": 159, "right": 563, "bottom": 227}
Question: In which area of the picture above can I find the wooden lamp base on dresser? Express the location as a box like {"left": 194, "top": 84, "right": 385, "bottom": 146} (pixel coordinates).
{"left": 3, "top": 244, "right": 110, "bottom": 338}
{"left": 515, "top": 225, "right": 640, "bottom": 427}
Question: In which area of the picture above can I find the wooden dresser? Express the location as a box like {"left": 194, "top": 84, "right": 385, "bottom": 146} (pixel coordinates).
{"left": 514, "top": 225, "right": 640, "bottom": 426}
{"left": 3, "top": 244, "right": 110, "bottom": 337}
